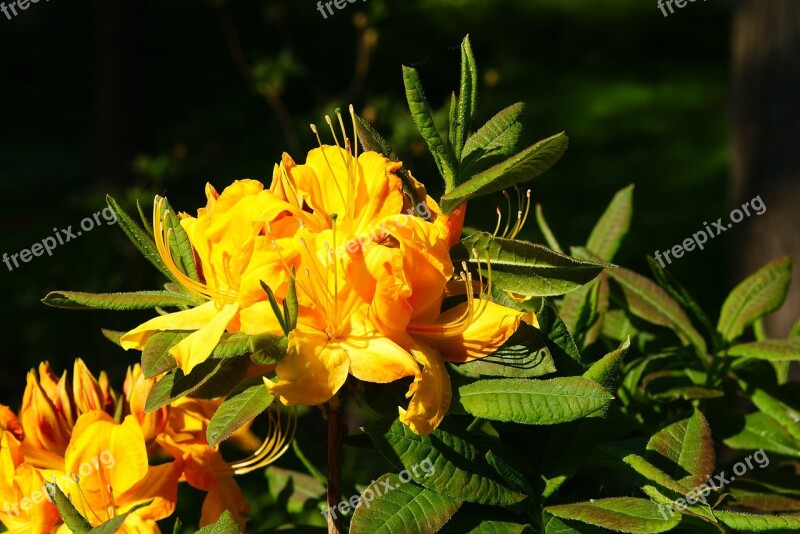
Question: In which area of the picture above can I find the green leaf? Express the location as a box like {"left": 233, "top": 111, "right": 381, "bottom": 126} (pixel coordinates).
{"left": 536, "top": 299, "right": 584, "bottom": 375}
{"left": 457, "top": 377, "right": 613, "bottom": 425}
{"left": 455, "top": 232, "right": 605, "bottom": 298}
{"left": 156, "top": 196, "right": 200, "bottom": 282}
{"left": 746, "top": 388, "right": 800, "bottom": 441}
{"left": 461, "top": 103, "right": 525, "bottom": 176}
{"left": 250, "top": 333, "right": 289, "bottom": 365}
{"left": 621, "top": 453, "right": 692, "bottom": 496}
{"left": 106, "top": 195, "right": 176, "bottom": 283}
{"left": 402, "top": 66, "right": 456, "bottom": 190}
{"left": 141, "top": 332, "right": 256, "bottom": 379}
{"left": 45, "top": 481, "right": 91, "bottom": 533}
{"left": 453, "top": 35, "right": 478, "bottom": 162}
{"left": 365, "top": 418, "right": 526, "bottom": 506}
{"left": 195, "top": 510, "right": 241, "bottom": 534}
{"left": 727, "top": 487, "right": 800, "bottom": 512}
{"left": 88, "top": 501, "right": 151, "bottom": 534}
{"left": 145, "top": 356, "right": 251, "bottom": 412}
{"left": 349, "top": 473, "right": 462, "bottom": 534}
{"left": 284, "top": 270, "right": 298, "bottom": 331}
{"left": 714, "top": 510, "right": 800, "bottom": 531}
{"left": 725, "top": 339, "right": 800, "bottom": 361}
{"left": 42, "top": 290, "right": 197, "bottom": 310}
{"left": 723, "top": 412, "right": 800, "bottom": 459}
{"left": 544, "top": 514, "right": 609, "bottom": 534}
{"left": 440, "top": 132, "right": 568, "bottom": 215}
{"left": 586, "top": 185, "right": 634, "bottom": 262}
{"left": 717, "top": 257, "right": 792, "bottom": 341}
{"left": 261, "top": 280, "right": 288, "bottom": 335}
{"left": 583, "top": 337, "right": 630, "bottom": 391}
{"left": 546, "top": 498, "right": 681, "bottom": 533}
{"left": 355, "top": 115, "right": 421, "bottom": 205}
{"left": 207, "top": 377, "right": 274, "bottom": 446}
{"left": 646, "top": 409, "right": 715, "bottom": 488}
{"left": 534, "top": 203, "right": 563, "bottom": 254}
{"left": 442, "top": 510, "right": 532, "bottom": 534}
{"left": 602, "top": 262, "right": 707, "bottom": 356}
{"left": 266, "top": 466, "right": 325, "bottom": 514}
{"left": 101, "top": 329, "right": 124, "bottom": 347}
{"left": 456, "top": 323, "right": 556, "bottom": 378}
{"left": 647, "top": 256, "right": 720, "bottom": 351}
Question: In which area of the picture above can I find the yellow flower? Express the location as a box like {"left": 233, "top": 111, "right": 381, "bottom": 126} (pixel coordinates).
{"left": 58, "top": 413, "right": 181, "bottom": 533}
{"left": 260, "top": 114, "right": 529, "bottom": 434}
{"left": 123, "top": 365, "right": 168, "bottom": 445}
{"left": 20, "top": 360, "right": 115, "bottom": 468}
{"left": 120, "top": 180, "right": 299, "bottom": 373}
{"left": 0, "top": 421, "right": 61, "bottom": 534}
{"left": 156, "top": 398, "right": 250, "bottom": 528}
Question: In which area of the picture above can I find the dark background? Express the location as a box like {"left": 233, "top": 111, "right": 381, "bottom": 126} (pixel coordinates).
{"left": 0, "top": 0, "right": 753, "bottom": 529}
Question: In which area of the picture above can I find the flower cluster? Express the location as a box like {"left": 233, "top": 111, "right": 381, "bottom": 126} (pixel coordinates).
{"left": 120, "top": 112, "right": 533, "bottom": 435}
{"left": 0, "top": 360, "right": 252, "bottom": 533}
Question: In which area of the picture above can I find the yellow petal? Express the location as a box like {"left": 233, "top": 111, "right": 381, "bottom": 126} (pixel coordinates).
{"left": 169, "top": 303, "right": 240, "bottom": 373}
{"left": 399, "top": 340, "right": 451, "bottom": 436}
{"left": 267, "top": 329, "right": 349, "bottom": 406}
{"left": 120, "top": 300, "right": 222, "bottom": 351}
{"left": 340, "top": 334, "right": 418, "bottom": 384}
{"left": 416, "top": 301, "right": 523, "bottom": 363}
{"left": 117, "top": 460, "right": 182, "bottom": 522}
{"left": 64, "top": 414, "right": 148, "bottom": 498}
{"left": 199, "top": 475, "right": 249, "bottom": 529}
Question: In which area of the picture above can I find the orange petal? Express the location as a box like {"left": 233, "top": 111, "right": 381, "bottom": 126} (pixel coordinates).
{"left": 416, "top": 301, "right": 523, "bottom": 363}
{"left": 399, "top": 340, "right": 451, "bottom": 436}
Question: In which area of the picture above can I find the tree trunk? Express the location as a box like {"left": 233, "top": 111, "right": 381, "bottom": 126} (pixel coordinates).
{"left": 731, "top": 0, "right": 800, "bottom": 338}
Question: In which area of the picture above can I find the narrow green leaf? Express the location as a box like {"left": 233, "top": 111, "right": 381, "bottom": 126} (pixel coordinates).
{"left": 260, "top": 281, "right": 288, "bottom": 335}
{"left": 586, "top": 185, "right": 634, "bottom": 262}
{"left": 440, "top": 132, "right": 568, "bottom": 214}
{"left": 45, "top": 481, "right": 92, "bottom": 533}
{"left": 42, "top": 290, "right": 197, "bottom": 311}
{"left": 647, "top": 256, "right": 720, "bottom": 351}
{"left": 284, "top": 269, "right": 298, "bottom": 331}
{"left": 455, "top": 232, "right": 606, "bottom": 298}
{"left": 536, "top": 298, "right": 584, "bottom": 375}
{"left": 718, "top": 257, "right": 792, "bottom": 341}
{"left": 157, "top": 195, "right": 200, "bottom": 282}
{"left": 355, "top": 115, "right": 421, "bottom": 206}
{"left": 365, "top": 418, "right": 526, "bottom": 506}
{"left": 195, "top": 510, "right": 241, "bottom": 534}
{"left": 349, "top": 474, "right": 462, "bottom": 534}
{"left": 583, "top": 337, "right": 630, "bottom": 391}
{"left": 207, "top": 377, "right": 274, "bottom": 446}
{"left": 454, "top": 35, "right": 478, "bottom": 161}
{"left": 746, "top": 388, "right": 800, "bottom": 441}
{"left": 402, "top": 66, "right": 456, "bottom": 190}
{"left": 714, "top": 510, "right": 800, "bottom": 531}
{"left": 106, "top": 195, "right": 176, "bottom": 283}
{"left": 141, "top": 331, "right": 185, "bottom": 378}
{"left": 725, "top": 338, "right": 800, "bottom": 361}
{"left": 266, "top": 466, "right": 325, "bottom": 514}
{"left": 602, "top": 261, "right": 707, "bottom": 356}
{"left": 646, "top": 409, "right": 715, "bottom": 488}
{"left": 101, "top": 329, "right": 124, "bottom": 347}
{"left": 546, "top": 498, "right": 681, "bottom": 533}
{"left": 534, "top": 203, "right": 563, "bottom": 254}
{"left": 723, "top": 412, "right": 800, "bottom": 459}
{"left": 88, "top": 501, "right": 151, "bottom": 534}
{"left": 457, "top": 377, "right": 613, "bottom": 425}
{"left": 449, "top": 91, "right": 459, "bottom": 153}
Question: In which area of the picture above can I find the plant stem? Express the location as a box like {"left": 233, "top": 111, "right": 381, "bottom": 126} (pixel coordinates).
{"left": 326, "top": 396, "right": 345, "bottom": 534}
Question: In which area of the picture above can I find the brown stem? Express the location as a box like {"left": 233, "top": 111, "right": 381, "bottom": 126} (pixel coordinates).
{"left": 327, "top": 396, "right": 345, "bottom": 534}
